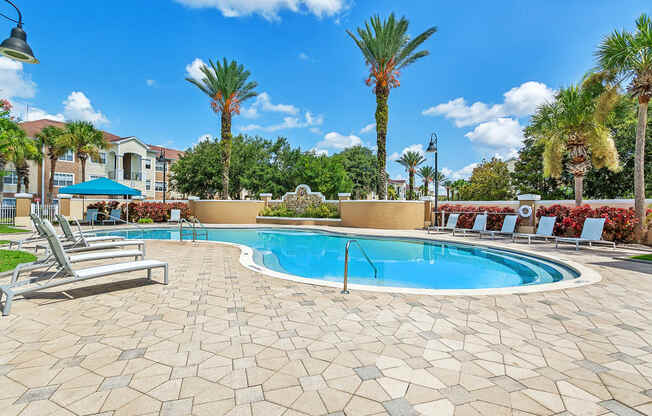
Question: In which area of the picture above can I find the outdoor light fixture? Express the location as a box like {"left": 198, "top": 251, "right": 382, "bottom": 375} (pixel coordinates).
{"left": 157, "top": 150, "right": 167, "bottom": 203}
{"left": 426, "top": 132, "right": 439, "bottom": 225}
{"left": 0, "top": 0, "right": 38, "bottom": 63}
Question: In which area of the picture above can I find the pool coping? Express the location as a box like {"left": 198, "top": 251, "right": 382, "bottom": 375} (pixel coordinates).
{"left": 96, "top": 225, "right": 602, "bottom": 296}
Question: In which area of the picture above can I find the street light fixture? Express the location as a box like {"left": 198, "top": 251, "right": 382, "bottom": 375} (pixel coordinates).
{"left": 0, "top": 1, "right": 38, "bottom": 63}
{"left": 157, "top": 150, "right": 167, "bottom": 204}
{"left": 426, "top": 133, "right": 438, "bottom": 225}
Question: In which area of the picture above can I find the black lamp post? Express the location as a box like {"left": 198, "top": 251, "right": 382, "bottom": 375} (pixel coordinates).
{"left": 0, "top": 1, "right": 38, "bottom": 63}
{"left": 426, "top": 133, "right": 438, "bottom": 225}
{"left": 157, "top": 150, "right": 167, "bottom": 203}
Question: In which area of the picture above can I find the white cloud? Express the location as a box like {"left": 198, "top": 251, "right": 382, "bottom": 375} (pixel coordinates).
{"left": 299, "top": 52, "right": 309, "bottom": 60}
{"left": 63, "top": 91, "right": 109, "bottom": 125}
{"left": 174, "top": 0, "right": 347, "bottom": 20}
{"left": 0, "top": 57, "right": 36, "bottom": 100}
{"left": 23, "top": 106, "right": 65, "bottom": 122}
{"left": 422, "top": 81, "right": 555, "bottom": 127}
{"left": 185, "top": 58, "right": 207, "bottom": 81}
{"left": 240, "top": 110, "right": 322, "bottom": 132}
{"left": 464, "top": 117, "right": 524, "bottom": 149}
{"left": 359, "top": 123, "right": 375, "bottom": 134}
{"left": 146, "top": 79, "right": 156, "bottom": 87}
{"left": 446, "top": 163, "right": 478, "bottom": 180}
{"left": 240, "top": 92, "right": 300, "bottom": 119}
{"left": 314, "top": 131, "right": 361, "bottom": 153}
{"left": 389, "top": 143, "right": 426, "bottom": 161}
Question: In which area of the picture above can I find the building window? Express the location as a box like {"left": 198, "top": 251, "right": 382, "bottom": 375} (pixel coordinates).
{"left": 146, "top": 180, "right": 151, "bottom": 191}
{"left": 90, "top": 175, "right": 105, "bottom": 180}
{"left": 2, "top": 170, "right": 18, "bottom": 185}
{"left": 155, "top": 181, "right": 165, "bottom": 191}
{"left": 144, "top": 158, "right": 151, "bottom": 169}
{"left": 2, "top": 198, "right": 15, "bottom": 207}
{"left": 59, "top": 150, "right": 74, "bottom": 162}
{"left": 53, "top": 172, "right": 74, "bottom": 187}
{"left": 155, "top": 160, "right": 166, "bottom": 172}
{"left": 92, "top": 152, "right": 106, "bottom": 164}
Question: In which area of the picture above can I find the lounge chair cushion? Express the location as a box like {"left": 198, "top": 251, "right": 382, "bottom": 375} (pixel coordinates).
{"left": 75, "top": 260, "right": 167, "bottom": 279}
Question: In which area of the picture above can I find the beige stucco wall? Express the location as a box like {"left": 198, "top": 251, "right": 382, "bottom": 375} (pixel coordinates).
{"left": 340, "top": 201, "right": 425, "bottom": 229}
{"left": 191, "top": 200, "right": 265, "bottom": 224}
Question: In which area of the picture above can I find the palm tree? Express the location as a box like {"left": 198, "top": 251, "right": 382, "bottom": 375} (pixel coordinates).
{"left": 187, "top": 58, "right": 258, "bottom": 199}
{"left": 417, "top": 165, "right": 436, "bottom": 196}
{"left": 36, "top": 126, "right": 72, "bottom": 202}
{"left": 596, "top": 13, "right": 652, "bottom": 240}
{"left": 4, "top": 127, "right": 39, "bottom": 193}
{"left": 529, "top": 84, "right": 620, "bottom": 206}
{"left": 67, "top": 121, "right": 107, "bottom": 183}
{"left": 397, "top": 151, "right": 425, "bottom": 199}
{"left": 443, "top": 179, "right": 453, "bottom": 200}
{"left": 0, "top": 118, "right": 20, "bottom": 201}
{"left": 348, "top": 14, "right": 436, "bottom": 199}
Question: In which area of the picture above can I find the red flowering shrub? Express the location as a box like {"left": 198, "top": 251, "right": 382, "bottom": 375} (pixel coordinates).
{"left": 122, "top": 202, "right": 191, "bottom": 222}
{"left": 87, "top": 200, "right": 121, "bottom": 220}
{"left": 535, "top": 204, "right": 651, "bottom": 242}
{"left": 438, "top": 204, "right": 517, "bottom": 230}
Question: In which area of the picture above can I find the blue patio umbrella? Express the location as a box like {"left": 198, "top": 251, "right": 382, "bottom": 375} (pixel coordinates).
{"left": 58, "top": 177, "right": 141, "bottom": 223}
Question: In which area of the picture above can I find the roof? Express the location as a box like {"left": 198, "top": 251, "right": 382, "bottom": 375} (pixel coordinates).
{"left": 58, "top": 177, "right": 141, "bottom": 196}
{"left": 19, "top": 119, "right": 184, "bottom": 158}
{"left": 19, "top": 119, "right": 122, "bottom": 142}
{"left": 148, "top": 145, "right": 184, "bottom": 160}
{"left": 388, "top": 179, "right": 406, "bottom": 184}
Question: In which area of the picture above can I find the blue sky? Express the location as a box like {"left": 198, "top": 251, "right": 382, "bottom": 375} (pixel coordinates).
{"left": 2, "top": 0, "right": 648, "bottom": 181}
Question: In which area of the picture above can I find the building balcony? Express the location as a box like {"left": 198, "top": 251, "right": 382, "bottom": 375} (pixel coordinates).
{"left": 124, "top": 172, "right": 142, "bottom": 181}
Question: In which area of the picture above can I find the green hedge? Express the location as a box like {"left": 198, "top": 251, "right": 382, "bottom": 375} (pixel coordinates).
{"left": 259, "top": 203, "right": 339, "bottom": 219}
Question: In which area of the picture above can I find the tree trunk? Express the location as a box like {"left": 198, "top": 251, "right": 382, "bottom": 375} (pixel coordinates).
{"left": 574, "top": 174, "right": 583, "bottom": 207}
{"left": 48, "top": 157, "right": 57, "bottom": 203}
{"left": 221, "top": 112, "right": 232, "bottom": 200}
{"left": 423, "top": 180, "right": 429, "bottom": 197}
{"left": 375, "top": 87, "right": 389, "bottom": 199}
{"left": 408, "top": 172, "right": 414, "bottom": 200}
{"left": 634, "top": 97, "right": 649, "bottom": 242}
{"left": 16, "top": 171, "right": 22, "bottom": 193}
{"left": 80, "top": 157, "right": 87, "bottom": 183}
{"left": 0, "top": 157, "right": 5, "bottom": 202}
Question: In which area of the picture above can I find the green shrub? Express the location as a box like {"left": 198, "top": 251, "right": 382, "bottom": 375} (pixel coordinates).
{"left": 138, "top": 218, "right": 154, "bottom": 224}
{"left": 259, "top": 203, "right": 339, "bottom": 219}
{"left": 302, "top": 203, "right": 339, "bottom": 219}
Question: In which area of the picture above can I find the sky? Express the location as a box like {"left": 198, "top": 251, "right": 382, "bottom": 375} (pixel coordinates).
{"left": 2, "top": 0, "right": 649, "bottom": 182}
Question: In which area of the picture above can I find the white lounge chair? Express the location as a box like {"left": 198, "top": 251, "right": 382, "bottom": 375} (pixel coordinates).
{"left": 453, "top": 214, "right": 487, "bottom": 236}
{"left": 512, "top": 216, "right": 557, "bottom": 244}
{"left": 480, "top": 215, "right": 518, "bottom": 239}
{"left": 169, "top": 209, "right": 181, "bottom": 224}
{"left": 555, "top": 218, "right": 616, "bottom": 250}
{"left": 428, "top": 213, "right": 459, "bottom": 234}
{"left": 0, "top": 220, "right": 167, "bottom": 316}
{"left": 57, "top": 215, "right": 125, "bottom": 245}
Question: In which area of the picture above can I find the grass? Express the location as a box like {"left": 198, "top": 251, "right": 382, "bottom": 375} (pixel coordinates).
{"left": 0, "top": 249, "right": 36, "bottom": 272}
{"left": 631, "top": 254, "right": 652, "bottom": 262}
{"left": 0, "top": 224, "right": 29, "bottom": 234}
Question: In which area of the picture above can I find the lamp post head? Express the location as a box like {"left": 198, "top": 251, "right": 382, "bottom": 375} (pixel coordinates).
{"left": 426, "top": 132, "right": 438, "bottom": 153}
{"left": 0, "top": 25, "right": 37, "bottom": 63}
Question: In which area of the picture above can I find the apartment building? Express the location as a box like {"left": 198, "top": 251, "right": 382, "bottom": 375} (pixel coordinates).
{"left": 1, "top": 119, "right": 184, "bottom": 205}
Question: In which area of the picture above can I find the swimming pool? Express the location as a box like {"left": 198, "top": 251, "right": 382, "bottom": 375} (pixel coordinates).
{"left": 96, "top": 227, "right": 582, "bottom": 291}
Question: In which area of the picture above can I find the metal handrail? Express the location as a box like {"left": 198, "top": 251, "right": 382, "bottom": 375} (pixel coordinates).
{"left": 342, "top": 239, "right": 377, "bottom": 294}
{"left": 179, "top": 218, "right": 208, "bottom": 242}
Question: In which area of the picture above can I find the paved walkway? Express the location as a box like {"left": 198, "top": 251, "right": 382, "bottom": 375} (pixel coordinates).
{"left": 1, "top": 232, "right": 652, "bottom": 416}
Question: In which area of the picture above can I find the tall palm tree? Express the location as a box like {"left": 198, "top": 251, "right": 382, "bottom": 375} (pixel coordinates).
{"left": 417, "top": 165, "right": 436, "bottom": 196}
{"left": 5, "top": 127, "right": 39, "bottom": 193}
{"left": 67, "top": 121, "right": 107, "bottom": 183}
{"left": 36, "top": 126, "right": 72, "bottom": 202}
{"left": 397, "top": 151, "right": 425, "bottom": 199}
{"left": 529, "top": 84, "right": 620, "bottom": 206}
{"left": 348, "top": 14, "right": 437, "bottom": 199}
{"left": 187, "top": 58, "right": 258, "bottom": 199}
{"left": 596, "top": 13, "right": 652, "bottom": 240}
{"left": 442, "top": 179, "right": 453, "bottom": 200}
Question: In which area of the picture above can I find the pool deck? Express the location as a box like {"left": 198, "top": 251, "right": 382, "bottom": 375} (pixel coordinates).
{"left": 1, "top": 225, "right": 651, "bottom": 416}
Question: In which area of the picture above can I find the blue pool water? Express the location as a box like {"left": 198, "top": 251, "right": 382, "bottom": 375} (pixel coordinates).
{"left": 96, "top": 228, "right": 579, "bottom": 290}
